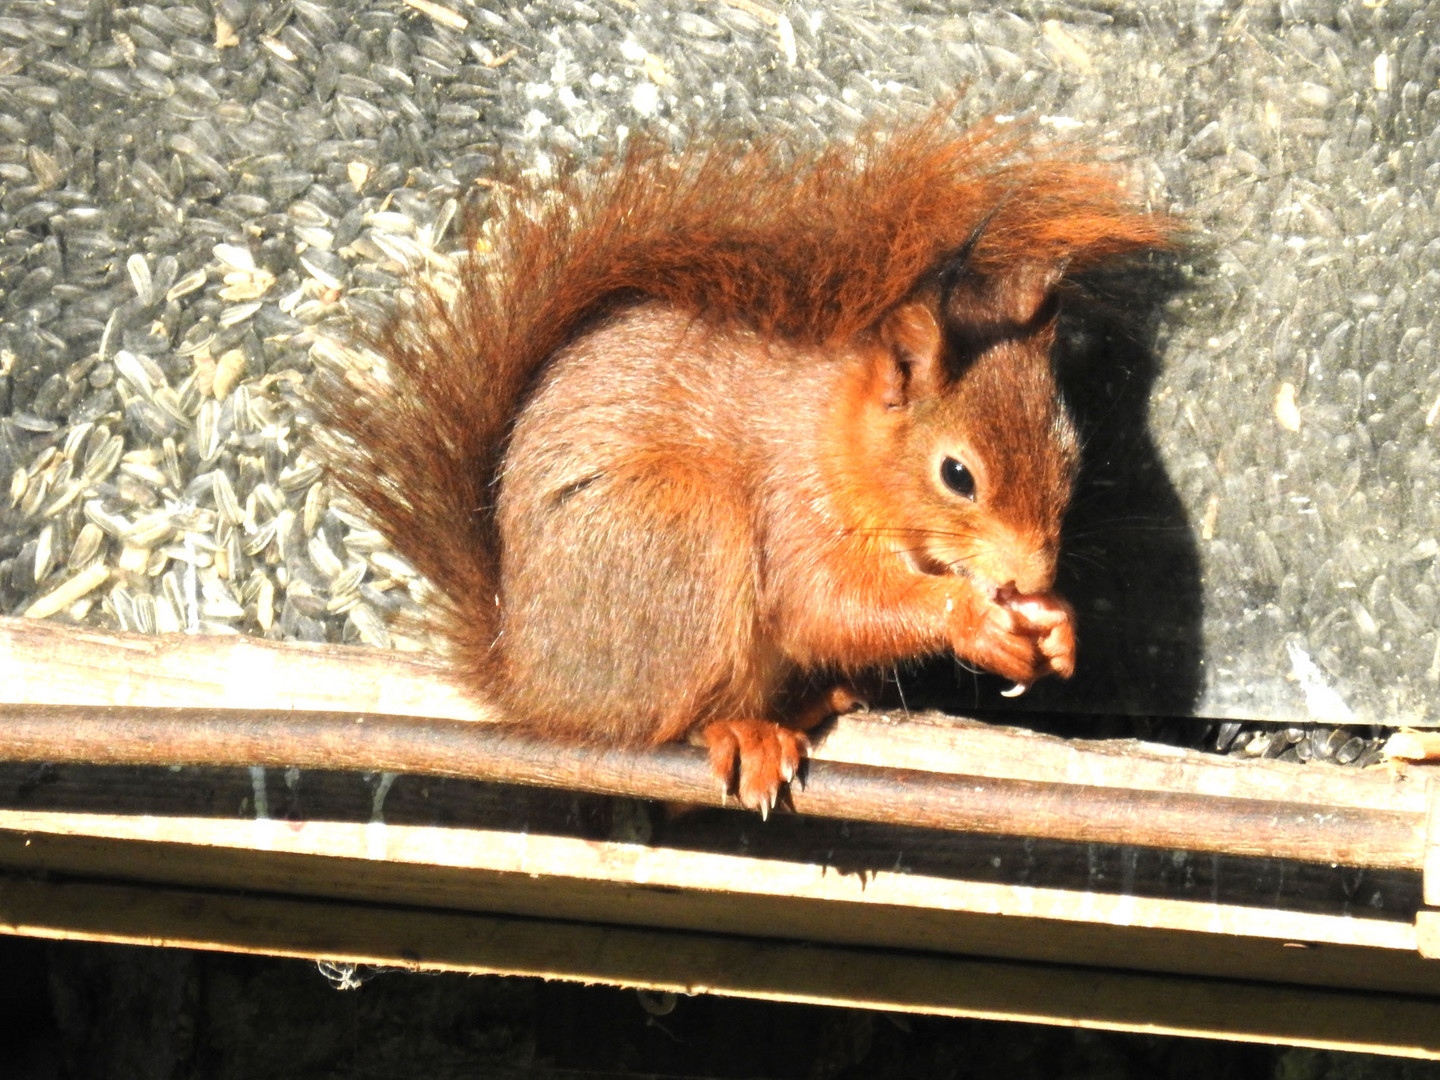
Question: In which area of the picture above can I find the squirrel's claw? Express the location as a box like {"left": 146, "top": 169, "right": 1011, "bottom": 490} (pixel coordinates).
{"left": 700, "top": 718, "right": 810, "bottom": 819}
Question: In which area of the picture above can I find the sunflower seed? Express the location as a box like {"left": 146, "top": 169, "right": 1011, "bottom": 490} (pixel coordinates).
{"left": 300, "top": 480, "right": 328, "bottom": 536}
{"left": 242, "top": 518, "right": 279, "bottom": 557}
{"left": 300, "top": 252, "right": 345, "bottom": 290}
{"left": 196, "top": 399, "right": 222, "bottom": 461}
{"left": 67, "top": 522, "right": 104, "bottom": 570}
{"left": 271, "top": 508, "right": 298, "bottom": 563}
{"left": 34, "top": 524, "right": 55, "bottom": 584}
{"left": 151, "top": 387, "right": 194, "bottom": 428}
{"left": 125, "top": 509, "right": 177, "bottom": 548}
{"left": 218, "top": 301, "right": 262, "bottom": 328}
{"left": 210, "top": 468, "right": 242, "bottom": 526}
{"left": 19, "top": 474, "right": 51, "bottom": 518}
{"left": 166, "top": 268, "right": 208, "bottom": 302}
{"left": 41, "top": 479, "right": 84, "bottom": 518}
{"left": 127, "top": 254, "right": 154, "bottom": 305}
{"left": 83, "top": 500, "right": 129, "bottom": 540}
{"left": 218, "top": 268, "right": 276, "bottom": 302}
{"left": 113, "top": 351, "right": 156, "bottom": 400}
{"left": 130, "top": 591, "right": 158, "bottom": 633}
{"left": 368, "top": 550, "right": 417, "bottom": 581}
{"left": 23, "top": 563, "right": 110, "bottom": 619}
{"left": 330, "top": 558, "right": 367, "bottom": 597}
{"left": 108, "top": 585, "right": 137, "bottom": 631}
{"left": 154, "top": 592, "right": 182, "bottom": 633}
{"left": 342, "top": 528, "right": 388, "bottom": 554}
{"left": 307, "top": 532, "right": 344, "bottom": 580}
{"left": 11, "top": 415, "right": 59, "bottom": 434}
{"left": 63, "top": 422, "right": 95, "bottom": 460}
{"left": 280, "top": 459, "right": 324, "bottom": 493}
{"left": 212, "top": 243, "right": 256, "bottom": 273}
{"left": 81, "top": 434, "right": 125, "bottom": 483}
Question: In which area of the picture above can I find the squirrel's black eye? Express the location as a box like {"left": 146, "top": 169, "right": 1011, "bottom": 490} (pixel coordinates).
{"left": 940, "top": 457, "right": 976, "bottom": 500}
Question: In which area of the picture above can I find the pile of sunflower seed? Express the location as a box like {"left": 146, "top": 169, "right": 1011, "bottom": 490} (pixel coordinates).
{"left": 1, "top": 0, "right": 1437, "bottom": 752}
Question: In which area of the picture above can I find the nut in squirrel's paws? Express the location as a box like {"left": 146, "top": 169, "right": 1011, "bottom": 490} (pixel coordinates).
{"left": 701, "top": 719, "right": 810, "bottom": 819}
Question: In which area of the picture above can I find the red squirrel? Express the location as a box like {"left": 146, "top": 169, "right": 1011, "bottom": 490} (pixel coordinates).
{"left": 321, "top": 116, "right": 1174, "bottom": 814}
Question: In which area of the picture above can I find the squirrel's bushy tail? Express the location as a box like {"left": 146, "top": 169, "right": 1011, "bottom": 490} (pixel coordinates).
{"left": 316, "top": 114, "right": 1175, "bottom": 688}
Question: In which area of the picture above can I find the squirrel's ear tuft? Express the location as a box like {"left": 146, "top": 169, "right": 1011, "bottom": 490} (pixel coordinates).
{"left": 991, "top": 263, "right": 1065, "bottom": 328}
{"left": 877, "top": 301, "right": 945, "bottom": 408}
{"left": 943, "top": 261, "right": 1064, "bottom": 339}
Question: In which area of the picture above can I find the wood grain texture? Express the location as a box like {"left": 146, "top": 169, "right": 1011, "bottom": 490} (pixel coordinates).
{"left": 0, "top": 819, "right": 1429, "bottom": 991}
{"left": 1425, "top": 775, "right": 1440, "bottom": 908}
{"left": 0, "top": 615, "right": 492, "bottom": 722}
{"left": 822, "top": 711, "right": 1428, "bottom": 813}
{"left": 3, "top": 874, "right": 1439, "bottom": 1059}
{"left": 0, "top": 614, "right": 1434, "bottom": 867}
{"left": 1419, "top": 912, "right": 1440, "bottom": 961}
{"left": 2, "top": 761, "right": 1419, "bottom": 918}
{"left": 2, "top": 615, "right": 1423, "bottom": 805}
{"left": 1387, "top": 731, "right": 1440, "bottom": 762}
{"left": 0, "top": 704, "right": 1426, "bottom": 868}
{"left": 3, "top": 616, "right": 1437, "bottom": 1034}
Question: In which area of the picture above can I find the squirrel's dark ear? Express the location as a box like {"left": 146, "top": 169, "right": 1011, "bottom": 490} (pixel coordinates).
{"left": 945, "top": 262, "right": 1064, "bottom": 334}
{"left": 877, "top": 301, "right": 944, "bottom": 408}
{"left": 994, "top": 263, "right": 1065, "bottom": 327}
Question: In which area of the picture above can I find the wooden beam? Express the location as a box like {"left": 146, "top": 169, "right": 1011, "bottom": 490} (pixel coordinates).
{"left": 0, "top": 615, "right": 492, "bottom": 722}
{"left": 1, "top": 614, "right": 1434, "bottom": 867}
{"left": 1388, "top": 731, "right": 1440, "bottom": 762}
{"left": 819, "top": 712, "right": 1428, "bottom": 814}
{"left": 3, "top": 873, "right": 1438, "bottom": 1059}
{"left": 0, "top": 704, "right": 1425, "bottom": 868}
{"left": 1, "top": 616, "right": 1424, "bottom": 812}
{"left": 2, "top": 818, "right": 1434, "bottom": 995}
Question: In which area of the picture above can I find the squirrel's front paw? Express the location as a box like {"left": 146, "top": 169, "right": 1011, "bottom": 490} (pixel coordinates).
{"left": 1007, "top": 591, "right": 1076, "bottom": 679}
{"left": 700, "top": 718, "right": 809, "bottom": 819}
{"left": 957, "top": 589, "right": 1076, "bottom": 686}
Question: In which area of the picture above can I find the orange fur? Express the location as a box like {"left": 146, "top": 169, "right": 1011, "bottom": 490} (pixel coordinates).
{"left": 318, "top": 113, "right": 1175, "bottom": 812}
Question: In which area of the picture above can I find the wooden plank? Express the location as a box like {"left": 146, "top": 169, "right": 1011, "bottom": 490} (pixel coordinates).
{"left": 1427, "top": 776, "right": 1440, "bottom": 908}
{"left": 2, "top": 819, "right": 1435, "bottom": 996}
{"left": 1419, "top": 912, "right": 1440, "bottom": 960}
{"left": 0, "top": 813, "right": 1415, "bottom": 949}
{"left": 2, "top": 760, "right": 1420, "bottom": 919}
{"left": 0, "top": 615, "right": 492, "bottom": 723}
{"left": 1388, "top": 731, "right": 1440, "bottom": 763}
{"left": 1, "top": 616, "right": 1425, "bottom": 816}
{"left": 3, "top": 873, "right": 1439, "bottom": 1059}
{"left": 822, "top": 712, "right": 1429, "bottom": 814}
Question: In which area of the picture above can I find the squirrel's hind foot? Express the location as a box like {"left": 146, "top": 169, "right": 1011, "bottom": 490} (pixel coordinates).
{"left": 701, "top": 719, "right": 810, "bottom": 820}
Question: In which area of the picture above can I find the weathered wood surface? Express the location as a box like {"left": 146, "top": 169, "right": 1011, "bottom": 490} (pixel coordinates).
{"left": 1, "top": 615, "right": 1421, "bottom": 804}
{"left": 1390, "top": 730, "right": 1440, "bottom": 762}
{"left": 0, "top": 614, "right": 493, "bottom": 722}
{"left": 4, "top": 873, "right": 1439, "bottom": 1060}
{"left": 3, "top": 616, "right": 1440, "bottom": 1053}
{"left": 0, "top": 704, "right": 1427, "bottom": 869}
{"left": 0, "top": 616, "right": 1432, "bottom": 867}
{"left": 1, "top": 817, "right": 1432, "bottom": 995}
{"left": 1, "top": 760, "right": 1421, "bottom": 923}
